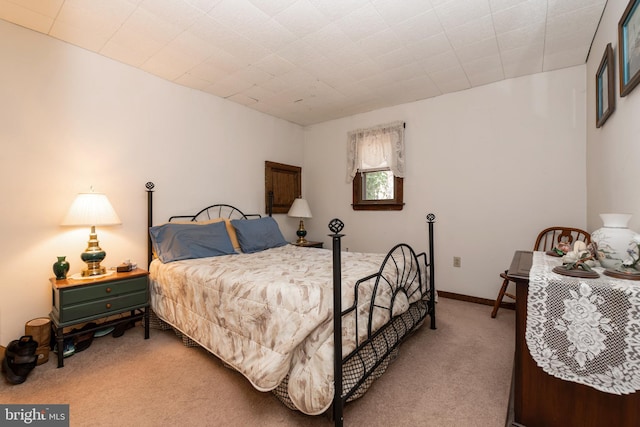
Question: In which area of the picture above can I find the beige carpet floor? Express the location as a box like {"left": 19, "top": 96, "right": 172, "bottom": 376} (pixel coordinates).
{"left": 1, "top": 298, "right": 515, "bottom": 426}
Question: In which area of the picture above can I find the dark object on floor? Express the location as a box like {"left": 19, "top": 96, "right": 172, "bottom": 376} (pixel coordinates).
{"left": 2, "top": 335, "right": 38, "bottom": 384}
{"left": 94, "top": 326, "right": 115, "bottom": 337}
{"left": 53, "top": 337, "right": 75, "bottom": 358}
{"left": 112, "top": 320, "right": 136, "bottom": 338}
{"left": 72, "top": 322, "right": 97, "bottom": 353}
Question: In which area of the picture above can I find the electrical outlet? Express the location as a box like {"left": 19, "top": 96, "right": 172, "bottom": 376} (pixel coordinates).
{"left": 453, "top": 256, "right": 461, "bottom": 268}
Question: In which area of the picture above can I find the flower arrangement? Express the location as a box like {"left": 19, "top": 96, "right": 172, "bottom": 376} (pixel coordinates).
{"left": 621, "top": 234, "right": 640, "bottom": 270}
{"left": 562, "top": 241, "right": 598, "bottom": 271}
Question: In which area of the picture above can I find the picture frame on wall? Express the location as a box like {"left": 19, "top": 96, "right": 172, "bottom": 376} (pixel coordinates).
{"left": 618, "top": 0, "right": 640, "bottom": 97}
{"left": 596, "top": 43, "right": 615, "bottom": 128}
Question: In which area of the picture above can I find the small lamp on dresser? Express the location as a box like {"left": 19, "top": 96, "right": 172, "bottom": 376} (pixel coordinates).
{"left": 287, "top": 197, "right": 312, "bottom": 245}
{"left": 61, "top": 188, "right": 121, "bottom": 277}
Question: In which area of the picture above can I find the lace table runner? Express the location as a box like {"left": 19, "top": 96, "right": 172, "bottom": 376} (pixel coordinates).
{"left": 526, "top": 251, "right": 640, "bottom": 395}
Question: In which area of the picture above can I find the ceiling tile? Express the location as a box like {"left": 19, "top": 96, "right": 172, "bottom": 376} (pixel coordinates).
{"left": 456, "top": 37, "right": 500, "bottom": 63}
{"left": 139, "top": 0, "right": 200, "bottom": 27}
{"left": 308, "top": 0, "right": 369, "bottom": 21}
{"left": 0, "top": 0, "right": 62, "bottom": 33}
{"left": 489, "top": 0, "right": 531, "bottom": 13}
{"left": 302, "top": 23, "right": 354, "bottom": 57}
{"left": 445, "top": 15, "right": 496, "bottom": 50}
{"left": 545, "top": 4, "right": 604, "bottom": 42}
{"left": 273, "top": 0, "right": 330, "bottom": 37}
{"left": 207, "top": 0, "right": 270, "bottom": 29}
{"left": 492, "top": 0, "right": 546, "bottom": 34}
{"left": 419, "top": 50, "right": 462, "bottom": 74}
{"left": 248, "top": 0, "right": 298, "bottom": 18}
{"left": 496, "top": 22, "right": 545, "bottom": 51}
{"left": 341, "top": 59, "right": 383, "bottom": 81}
{"left": 547, "top": 0, "right": 607, "bottom": 16}
{"left": 252, "top": 54, "right": 297, "bottom": 76}
{"left": 357, "top": 28, "right": 404, "bottom": 59}
{"left": 373, "top": 47, "right": 417, "bottom": 69}
{"left": 231, "top": 65, "right": 274, "bottom": 85}
{"left": 184, "top": 0, "right": 223, "bottom": 13}
{"left": 371, "top": 0, "right": 434, "bottom": 26}
{"left": 49, "top": 0, "right": 137, "bottom": 51}
{"left": 406, "top": 32, "right": 454, "bottom": 60}
{"left": 240, "top": 18, "right": 297, "bottom": 52}
{"left": 335, "top": 3, "right": 389, "bottom": 42}
{"left": 434, "top": 0, "right": 492, "bottom": 29}
{"left": 390, "top": 9, "right": 443, "bottom": 43}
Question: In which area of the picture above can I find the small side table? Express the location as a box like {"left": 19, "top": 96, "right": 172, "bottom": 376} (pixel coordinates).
{"left": 49, "top": 268, "right": 150, "bottom": 368}
{"left": 292, "top": 240, "right": 324, "bottom": 248}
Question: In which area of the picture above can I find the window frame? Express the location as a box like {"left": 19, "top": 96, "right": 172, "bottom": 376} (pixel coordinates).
{"left": 352, "top": 170, "right": 404, "bottom": 211}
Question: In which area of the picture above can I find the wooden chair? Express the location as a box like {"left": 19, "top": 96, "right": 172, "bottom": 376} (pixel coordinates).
{"left": 490, "top": 226, "right": 591, "bottom": 318}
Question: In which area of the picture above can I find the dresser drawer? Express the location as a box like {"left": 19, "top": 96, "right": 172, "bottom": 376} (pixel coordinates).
{"left": 59, "top": 290, "right": 148, "bottom": 323}
{"left": 62, "top": 276, "right": 147, "bottom": 305}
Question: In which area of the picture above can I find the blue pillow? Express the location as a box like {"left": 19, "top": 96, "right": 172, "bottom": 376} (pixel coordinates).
{"left": 149, "top": 221, "right": 236, "bottom": 263}
{"left": 230, "top": 217, "right": 288, "bottom": 253}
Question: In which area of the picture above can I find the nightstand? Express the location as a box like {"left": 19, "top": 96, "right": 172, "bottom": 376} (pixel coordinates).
{"left": 49, "top": 268, "right": 150, "bottom": 368}
{"left": 292, "top": 241, "right": 324, "bottom": 248}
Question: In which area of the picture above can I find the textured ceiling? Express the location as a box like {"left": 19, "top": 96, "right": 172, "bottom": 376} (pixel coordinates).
{"left": 0, "top": 0, "right": 607, "bottom": 126}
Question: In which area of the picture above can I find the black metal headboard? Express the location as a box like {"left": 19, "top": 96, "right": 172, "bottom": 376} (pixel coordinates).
{"left": 168, "top": 204, "right": 260, "bottom": 223}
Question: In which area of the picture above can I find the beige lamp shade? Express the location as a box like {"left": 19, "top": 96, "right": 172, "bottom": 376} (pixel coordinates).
{"left": 61, "top": 192, "right": 121, "bottom": 226}
{"left": 287, "top": 198, "right": 312, "bottom": 219}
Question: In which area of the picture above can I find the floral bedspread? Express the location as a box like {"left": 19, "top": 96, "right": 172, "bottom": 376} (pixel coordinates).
{"left": 526, "top": 251, "right": 640, "bottom": 395}
{"left": 149, "top": 244, "right": 424, "bottom": 415}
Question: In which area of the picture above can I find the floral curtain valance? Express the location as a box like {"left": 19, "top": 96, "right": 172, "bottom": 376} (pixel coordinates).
{"left": 346, "top": 121, "right": 405, "bottom": 182}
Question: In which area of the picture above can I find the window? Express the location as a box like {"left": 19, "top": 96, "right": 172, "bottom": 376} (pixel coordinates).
{"left": 347, "top": 121, "right": 405, "bottom": 211}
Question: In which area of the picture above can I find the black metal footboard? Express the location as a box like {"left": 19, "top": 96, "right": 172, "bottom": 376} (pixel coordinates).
{"left": 330, "top": 214, "right": 436, "bottom": 427}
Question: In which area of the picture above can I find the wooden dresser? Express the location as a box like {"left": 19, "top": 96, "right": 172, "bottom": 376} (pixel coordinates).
{"left": 509, "top": 250, "right": 640, "bottom": 427}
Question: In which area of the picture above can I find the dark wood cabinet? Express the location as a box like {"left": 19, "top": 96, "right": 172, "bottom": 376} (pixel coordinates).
{"left": 509, "top": 251, "right": 640, "bottom": 427}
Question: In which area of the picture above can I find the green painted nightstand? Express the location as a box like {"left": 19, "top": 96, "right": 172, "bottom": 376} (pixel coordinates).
{"left": 291, "top": 241, "right": 324, "bottom": 248}
{"left": 49, "top": 268, "right": 149, "bottom": 368}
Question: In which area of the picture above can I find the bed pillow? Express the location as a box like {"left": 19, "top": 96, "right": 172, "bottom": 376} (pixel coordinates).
{"left": 230, "top": 217, "right": 288, "bottom": 253}
{"left": 149, "top": 221, "right": 236, "bottom": 263}
{"left": 172, "top": 218, "right": 241, "bottom": 251}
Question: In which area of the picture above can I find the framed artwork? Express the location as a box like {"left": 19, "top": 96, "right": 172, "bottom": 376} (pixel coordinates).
{"left": 265, "top": 161, "right": 301, "bottom": 214}
{"left": 619, "top": 0, "right": 640, "bottom": 97}
{"left": 596, "top": 43, "right": 615, "bottom": 128}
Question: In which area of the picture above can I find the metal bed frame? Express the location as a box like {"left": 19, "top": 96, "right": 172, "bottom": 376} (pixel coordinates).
{"left": 145, "top": 182, "right": 436, "bottom": 426}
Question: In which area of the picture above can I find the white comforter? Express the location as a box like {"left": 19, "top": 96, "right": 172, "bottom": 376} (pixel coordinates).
{"left": 149, "top": 244, "right": 422, "bottom": 415}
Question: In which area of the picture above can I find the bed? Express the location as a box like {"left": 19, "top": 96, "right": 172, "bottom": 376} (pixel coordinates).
{"left": 144, "top": 183, "right": 436, "bottom": 426}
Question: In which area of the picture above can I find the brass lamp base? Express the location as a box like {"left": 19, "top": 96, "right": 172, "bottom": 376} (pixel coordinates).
{"left": 296, "top": 219, "right": 308, "bottom": 245}
{"left": 80, "top": 226, "right": 108, "bottom": 277}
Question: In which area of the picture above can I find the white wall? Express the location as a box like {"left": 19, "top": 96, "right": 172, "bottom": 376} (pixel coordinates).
{"left": 0, "top": 20, "right": 303, "bottom": 343}
{"left": 303, "top": 67, "right": 587, "bottom": 300}
{"left": 586, "top": 0, "right": 640, "bottom": 232}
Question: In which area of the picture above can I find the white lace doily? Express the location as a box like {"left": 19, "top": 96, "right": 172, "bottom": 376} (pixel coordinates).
{"left": 526, "top": 251, "right": 640, "bottom": 395}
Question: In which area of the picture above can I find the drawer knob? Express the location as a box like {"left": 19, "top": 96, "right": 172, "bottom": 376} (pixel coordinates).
{"left": 106, "top": 303, "right": 112, "bottom": 309}
{"left": 106, "top": 287, "right": 112, "bottom": 293}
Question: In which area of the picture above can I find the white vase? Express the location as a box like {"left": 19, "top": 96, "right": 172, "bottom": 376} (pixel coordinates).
{"left": 591, "top": 213, "right": 636, "bottom": 267}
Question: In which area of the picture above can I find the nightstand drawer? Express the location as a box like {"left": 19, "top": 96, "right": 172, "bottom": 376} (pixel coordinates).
{"left": 60, "top": 290, "right": 148, "bottom": 323}
{"left": 62, "top": 276, "right": 147, "bottom": 305}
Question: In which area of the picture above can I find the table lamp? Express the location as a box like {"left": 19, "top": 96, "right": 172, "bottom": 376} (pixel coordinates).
{"left": 61, "top": 190, "right": 121, "bottom": 277}
{"left": 287, "top": 197, "right": 312, "bottom": 244}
